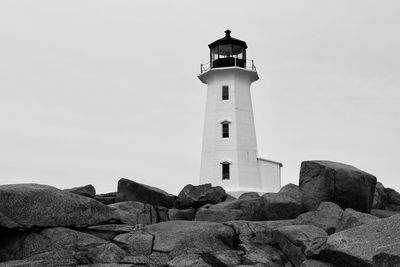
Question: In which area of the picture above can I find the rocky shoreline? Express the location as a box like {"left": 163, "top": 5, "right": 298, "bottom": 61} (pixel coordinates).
{"left": 1, "top": 160, "right": 399, "bottom": 266}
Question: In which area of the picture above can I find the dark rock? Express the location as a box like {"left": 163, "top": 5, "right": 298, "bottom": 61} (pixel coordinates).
{"left": 261, "top": 193, "right": 303, "bottom": 220}
{"left": 299, "top": 161, "right": 377, "bottom": 212}
{"left": 273, "top": 225, "right": 328, "bottom": 267}
{"left": 156, "top": 206, "right": 170, "bottom": 222}
{"left": 279, "top": 183, "right": 303, "bottom": 204}
{"left": 109, "top": 201, "right": 157, "bottom": 225}
{"left": 113, "top": 232, "right": 153, "bottom": 255}
{"left": 300, "top": 259, "right": 337, "bottom": 267}
{"left": 0, "top": 227, "right": 128, "bottom": 263}
{"left": 64, "top": 184, "right": 96, "bottom": 198}
{"left": 121, "top": 254, "right": 152, "bottom": 265}
{"left": 169, "top": 208, "right": 195, "bottom": 221}
{"left": 373, "top": 252, "right": 400, "bottom": 267}
{"left": 209, "top": 198, "right": 264, "bottom": 221}
{"left": 225, "top": 220, "right": 295, "bottom": 246}
{"left": 167, "top": 253, "right": 211, "bottom": 267}
{"left": 0, "top": 258, "right": 78, "bottom": 267}
{"left": 318, "top": 214, "right": 400, "bottom": 266}
{"left": 175, "top": 183, "right": 226, "bottom": 209}
{"left": 145, "top": 220, "right": 235, "bottom": 259}
{"left": 195, "top": 208, "right": 243, "bottom": 222}
{"left": 225, "top": 194, "right": 237, "bottom": 201}
{"left": 371, "top": 209, "right": 400, "bottom": 218}
{"left": 95, "top": 192, "right": 117, "bottom": 205}
{"left": 385, "top": 188, "right": 400, "bottom": 211}
{"left": 116, "top": 178, "right": 176, "bottom": 208}
{"left": 82, "top": 224, "right": 135, "bottom": 241}
{"left": 239, "top": 192, "right": 260, "bottom": 199}
{"left": 210, "top": 250, "right": 243, "bottom": 266}
{"left": 294, "top": 202, "right": 343, "bottom": 235}
{"left": 239, "top": 242, "right": 290, "bottom": 266}
{"left": 335, "top": 208, "right": 378, "bottom": 232}
{"left": 149, "top": 252, "right": 170, "bottom": 266}
{"left": 0, "top": 184, "right": 115, "bottom": 229}
{"left": 372, "top": 182, "right": 387, "bottom": 209}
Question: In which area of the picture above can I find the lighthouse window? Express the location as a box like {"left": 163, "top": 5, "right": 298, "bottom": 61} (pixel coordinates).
{"left": 222, "top": 163, "right": 230, "bottom": 180}
{"left": 222, "top": 123, "right": 229, "bottom": 138}
{"left": 222, "top": 86, "right": 229, "bottom": 100}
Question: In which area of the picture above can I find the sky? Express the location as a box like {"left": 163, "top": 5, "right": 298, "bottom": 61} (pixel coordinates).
{"left": 0, "top": 1, "right": 399, "bottom": 194}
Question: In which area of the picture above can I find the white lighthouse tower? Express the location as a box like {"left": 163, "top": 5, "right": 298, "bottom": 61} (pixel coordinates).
{"left": 198, "top": 30, "right": 282, "bottom": 197}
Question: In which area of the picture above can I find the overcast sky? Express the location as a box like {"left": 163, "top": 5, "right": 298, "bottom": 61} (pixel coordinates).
{"left": 0, "top": 1, "right": 399, "bottom": 194}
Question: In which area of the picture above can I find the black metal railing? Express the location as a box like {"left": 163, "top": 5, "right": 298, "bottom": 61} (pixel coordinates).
{"left": 200, "top": 58, "right": 256, "bottom": 73}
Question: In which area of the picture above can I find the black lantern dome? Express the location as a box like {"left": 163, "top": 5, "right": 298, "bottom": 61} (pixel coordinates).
{"left": 208, "top": 30, "right": 247, "bottom": 69}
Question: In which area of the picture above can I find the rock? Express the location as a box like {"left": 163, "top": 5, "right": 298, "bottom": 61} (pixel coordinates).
{"left": 174, "top": 183, "right": 226, "bottom": 209}
{"left": 121, "top": 254, "right": 152, "bottom": 265}
{"left": 82, "top": 224, "right": 135, "bottom": 241}
{"left": 299, "top": 161, "right": 377, "bottom": 212}
{"left": 373, "top": 252, "right": 400, "bottom": 267}
{"left": 239, "top": 242, "right": 290, "bottom": 267}
{"left": 261, "top": 193, "right": 303, "bottom": 220}
{"left": 0, "top": 184, "right": 115, "bottom": 229}
{"left": 156, "top": 206, "right": 170, "bottom": 222}
{"left": 169, "top": 208, "right": 195, "bottom": 221}
{"left": 109, "top": 201, "right": 157, "bottom": 225}
{"left": 371, "top": 209, "right": 400, "bottom": 218}
{"left": 0, "top": 258, "right": 78, "bottom": 267}
{"left": 226, "top": 220, "right": 295, "bottom": 246}
{"left": 279, "top": 183, "right": 303, "bottom": 204}
{"left": 385, "top": 188, "right": 400, "bottom": 211}
{"left": 294, "top": 202, "right": 343, "bottom": 235}
{"left": 239, "top": 192, "right": 260, "bottom": 199}
{"left": 195, "top": 208, "right": 243, "bottom": 222}
{"left": 273, "top": 225, "right": 328, "bottom": 267}
{"left": 116, "top": 178, "right": 176, "bottom": 208}
{"left": 113, "top": 232, "right": 153, "bottom": 255}
{"left": 225, "top": 194, "right": 237, "bottom": 201}
{"left": 372, "top": 182, "right": 387, "bottom": 209}
{"left": 210, "top": 250, "right": 243, "bottom": 266}
{"left": 300, "top": 259, "right": 337, "bottom": 267}
{"left": 318, "top": 214, "right": 400, "bottom": 266}
{"left": 167, "top": 253, "right": 211, "bottom": 267}
{"left": 145, "top": 220, "right": 235, "bottom": 258}
{"left": 95, "top": 192, "right": 117, "bottom": 205}
{"left": 64, "top": 184, "right": 96, "bottom": 198}
{"left": 209, "top": 198, "right": 264, "bottom": 221}
{"left": 149, "top": 252, "right": 170, "bottom": 266}
{"left": 335, "top": 208, "right": 379, "bottom": 232}
{"left": 0, "top": 227, "right": 128, "bottom": 263}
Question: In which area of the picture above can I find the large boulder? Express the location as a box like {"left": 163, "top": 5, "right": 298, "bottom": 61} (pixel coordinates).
{"left": 0, "top": 184, "right": 115, "bottom": 229}
{"left": 94, "top": 192, "right": 117, "bottom": 205}
{"left": 299, "top": 161, "right": 377, "bottom": 212}
{"left": 225, "top": 220, "right": 295, "bottom": 246}
{"left": 168, "top": 208, "right": 195, "bottom": 221}
{"left": 109, "top": 201, "right": 157, "bottom": 225}
{"left": 261, "top": 193, "right": 303, "bottom": 220}
{"left": 372, "top": 182, "right": 387, "bottom": 209}
{"left": 294, "top": 202, "right": 343, "bottom": 235}
{"left": 145, "top": 220, "right": 235, "bottom": 259}
{"left": 174, "top": 184, "right": 226, "bottom": 209}
{"left": 273, "top": 225, "right": 328, "bottom": 267}
{"left": 318, "top": 214, "right": 400, "bottom": 266}
{"left": 385, "top": 188, "right": 400, "bottom": 211}
{"left": 113, "top": 232, "right": 154, "bottom": 256}
{"left": 0, "top": 227, "right": 128, "bottom": 263}
{"left": 335, "top": 208, "right": 378, "bottom": 232}
{"left": 64, "top": 184, "right": 96, "bottom": 198}
{"left": 279, "top": 183, "right": 303, "bottom": 204}
{"left": 116, "top": 178, "right": 176, "bottom": 208}
{"left": 208, "top": 198, "right": 265, "bottom": 221}
{"left": 195, "top": 208, "right": 243, "bottom": 222}
{"left": 239, "top": 242, "right": 291, "bottom": 266}
{"left": 238, "top": 192, "right": 260, "bottom": 199}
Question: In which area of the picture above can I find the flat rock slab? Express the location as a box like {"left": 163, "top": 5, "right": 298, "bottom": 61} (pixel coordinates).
{"left": 299, "top": 161, "right": 377, "bottom": 212}
{"left": 294, "top": 202, "right": 343, "bottom": 235}
{"left": 273, "top": 225, "right": 328, "bottom": 267}
{"left": 0, "top": 184, "right": 115, "bottom": 229}
{"left": 319, "top": 214, "right": 400, "bottom": 267}
{"left": 145, "top": 220, "right": 235, "bottom": 258}
{"left": 116, "top": 178, "right": 176, "bottom": 208}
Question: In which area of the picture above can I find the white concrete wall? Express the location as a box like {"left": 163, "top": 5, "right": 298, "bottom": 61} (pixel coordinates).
{"left": 258, "top": 158, "right": 281, "bottom": 193}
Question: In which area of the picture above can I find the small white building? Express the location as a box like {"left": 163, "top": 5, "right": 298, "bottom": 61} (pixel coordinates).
{"left": 198, "top": 30, "right": 282, "bottom": 197}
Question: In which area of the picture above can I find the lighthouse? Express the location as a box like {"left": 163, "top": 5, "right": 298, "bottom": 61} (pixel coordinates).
{"left": 198, "top": 30, "right": 282, "bottom": 197}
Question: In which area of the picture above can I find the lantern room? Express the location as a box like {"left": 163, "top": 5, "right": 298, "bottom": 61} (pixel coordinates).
{"left": 208, "top": 29, "right": 248, "bottom": 69}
